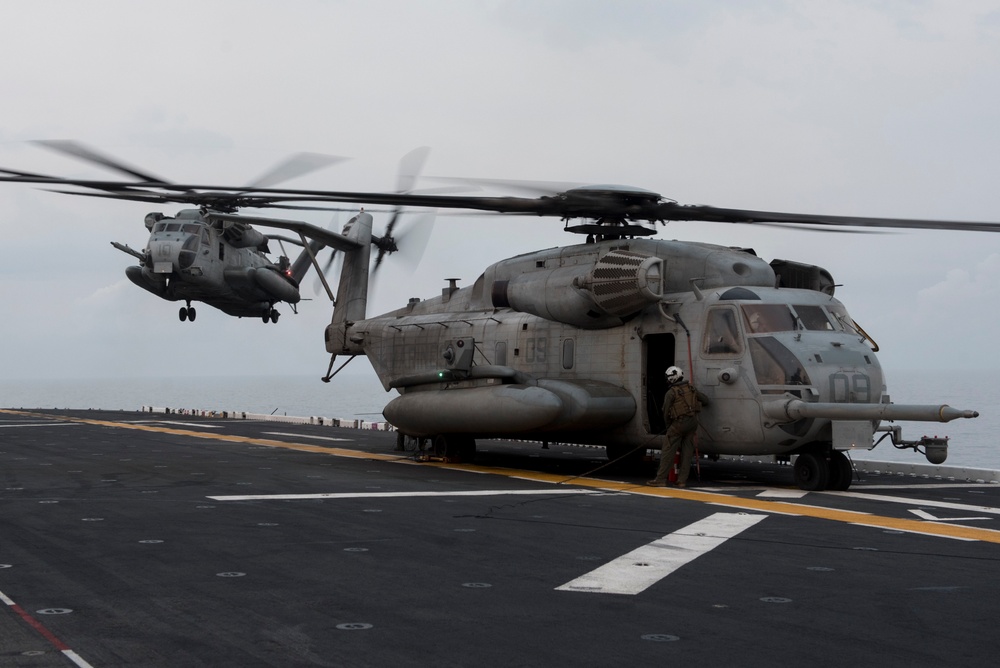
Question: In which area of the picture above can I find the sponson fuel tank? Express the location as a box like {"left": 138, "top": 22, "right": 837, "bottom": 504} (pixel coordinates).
{"left": 383, "top": 379, "right": 636, "bottom": 437}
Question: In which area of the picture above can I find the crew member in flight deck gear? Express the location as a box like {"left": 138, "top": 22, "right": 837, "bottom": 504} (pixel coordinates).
{"left": 647, "top": 366, "right": 709, "bottom": 487}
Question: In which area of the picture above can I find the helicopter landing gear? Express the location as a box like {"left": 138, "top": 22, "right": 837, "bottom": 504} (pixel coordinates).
{"left": 793, "top": 452, "right": 828, "bottom": 491}
{"left": 262, "top": 308, "right": 280, "bottom": 324}
{"left": 179, "top": 303, "right": 196, "bottom": 322}
{"left": 793, "top": 448, "right": 855, "bottom": 491}
{"left": 431, "top": 434, "right": 476, "bottom": 462}
{"left": 826, "top": 450, "right": 854, "bottom": 491}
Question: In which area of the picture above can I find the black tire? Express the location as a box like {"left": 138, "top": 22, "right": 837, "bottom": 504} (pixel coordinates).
{"left": 827, "top": 450, "right": 854, "bottom": 491}
{"left": 270, "top": 309, "right": 280, "bottom": 324}
{"left": 432, "top": 434, "right": 452, "bottom": 459}
{"left": 794, "top": 452, "right": 830, "bottom": 491}
{"left": 179, "top": 307, "right": 187, "bottom": 322}
{"left": 188, "top": 307, "right": 196, "bottom": 322}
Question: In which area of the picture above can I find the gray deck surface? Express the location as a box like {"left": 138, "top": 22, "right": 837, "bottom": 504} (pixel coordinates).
{"left": 2, "top": 409, "right": 999, "bottom": 667}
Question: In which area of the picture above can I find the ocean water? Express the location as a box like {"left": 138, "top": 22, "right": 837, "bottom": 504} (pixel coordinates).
{"left": 2, "top": 369, "right": 997, "bottom": 470}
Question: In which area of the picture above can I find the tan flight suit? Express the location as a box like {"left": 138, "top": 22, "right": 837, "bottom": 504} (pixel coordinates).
{"left": 652, "top": 381, "right": 709, "bottom": 486}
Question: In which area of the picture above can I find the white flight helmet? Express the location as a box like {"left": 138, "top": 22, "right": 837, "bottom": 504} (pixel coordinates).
{"left": 665, "top": 366, "right": 684, "bottom": 384}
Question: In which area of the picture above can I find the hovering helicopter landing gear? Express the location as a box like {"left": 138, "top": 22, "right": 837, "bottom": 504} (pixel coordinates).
{"left": 262, "top": 308, "right": 280, "bottom": 324}
{"left": 179, "top": 302, "right": 196, "bottom": 322}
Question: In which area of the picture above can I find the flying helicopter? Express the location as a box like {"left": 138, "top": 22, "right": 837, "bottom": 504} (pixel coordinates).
{"left": 9, "top": 141, "right": 366, "bottom": 324}
{"left": 3, "top": 151, "right": 998, "bottom": 491}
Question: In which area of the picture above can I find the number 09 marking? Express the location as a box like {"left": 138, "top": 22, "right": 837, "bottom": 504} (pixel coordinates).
{"left": 829, "top": 372, "right": 871, "bottom": 403}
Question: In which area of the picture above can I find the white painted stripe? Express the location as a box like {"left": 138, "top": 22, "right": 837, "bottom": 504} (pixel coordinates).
{"left": 826, "top": 491, "right": 1000, "bottom": 515}
{"left": 757, "top": 489, "right": 808, "bottom": 499}
{"left": 263, "top": 432, "right": 351, "bottom": 442}
{"left": 908, "top": 509, "right": 992, "bottom": 522}
{"left": 0, "top": 590, "right": 15, "bottom": 605}
{"left": 0, "top": 423, "right": 80, "bottom": 429}
{"left": 209, "top": 489, "right": 596, "bottom": 501}
{"left": 63, "top": 650, "right": 96, "bottom": 668}
{"left": 557, "top": 512, "right": 768, "bottom": 595}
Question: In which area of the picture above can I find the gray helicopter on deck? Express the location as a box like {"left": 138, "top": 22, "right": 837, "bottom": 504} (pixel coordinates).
{"left": 3, "top": 153, "right": 998, "bottom": 490}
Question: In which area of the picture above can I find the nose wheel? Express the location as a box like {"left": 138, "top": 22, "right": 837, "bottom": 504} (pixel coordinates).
{"left": 179, "top": 302, "right": 196, "bottom": 322}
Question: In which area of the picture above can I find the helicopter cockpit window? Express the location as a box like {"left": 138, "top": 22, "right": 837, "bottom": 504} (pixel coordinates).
{"left": 742, "top": 304, "right": 796, "bottom": 333}
{"left": 794, "top": 305, "right": 834, "bottom": 331}
{"left": 702, "top": 308, "right": 743, "bottom": 355}
{"left": 826, "top": 304, "right": 860, "bottom": 334}
{"left": 164, "top": 223, "right": 181, "bottom": 232}
{"left": 749, "top": 336, "right": 810, "bottom": 386}
{"left": 153, "top": 222, "right": 167, "bottom": 233}
{"left": 182, "top": 224, "right": 202, "bottom": 234}
{"left": 178, "top": 234, "right": 200, "bottom": 270}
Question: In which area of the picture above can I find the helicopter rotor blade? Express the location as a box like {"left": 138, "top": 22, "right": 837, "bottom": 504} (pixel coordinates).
{"left": 34, "top": 140, "right": 170, "bottom": 185}
{"left": 391, "top": 212, "right": 436, "bottom": 272}
{"left": 245, "top": 152, "right": 348, "bottom": 190}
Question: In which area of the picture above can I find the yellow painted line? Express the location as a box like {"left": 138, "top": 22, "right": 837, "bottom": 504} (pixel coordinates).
{"left": 410, "top": 463, "right": 1000, "bottom": 545}
{"left": 8, "top": 409, "right": 1000, "bottom": 545}
{"left": 0, "top": 410, "right": 406, "bottom": 463}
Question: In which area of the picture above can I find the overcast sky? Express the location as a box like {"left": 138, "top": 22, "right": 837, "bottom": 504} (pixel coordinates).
{"left": 1, "top": 0, "right": 998, "bottom": 389}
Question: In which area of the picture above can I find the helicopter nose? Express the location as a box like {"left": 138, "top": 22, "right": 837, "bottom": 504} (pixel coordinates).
{"left": 152, "top": 240, "right": 180, "bottom": 273}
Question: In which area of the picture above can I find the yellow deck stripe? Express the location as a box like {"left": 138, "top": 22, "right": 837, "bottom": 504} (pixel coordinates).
{"left": 7, "top": 410, "right": 1000, "bottom": 544}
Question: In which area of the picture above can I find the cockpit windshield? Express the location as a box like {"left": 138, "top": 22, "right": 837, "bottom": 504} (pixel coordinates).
{"left": 742, "top": 304, "right": 796, "bottom": 333}
{"left": 153, "top": 222, "right": 204, "bottom": 235}
{"left": 826, "top": 304, "right": 860, "bottom": 334}
{"left": 794, "top": 304, "right": 835, "bottom": 331}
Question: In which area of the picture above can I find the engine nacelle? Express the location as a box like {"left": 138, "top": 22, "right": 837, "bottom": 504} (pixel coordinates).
{"left": 492, "top": 250, "right": 663, "bottom": 328}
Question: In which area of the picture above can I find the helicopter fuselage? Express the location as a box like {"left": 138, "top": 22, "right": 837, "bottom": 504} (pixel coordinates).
{"left": 118, "top": 209, "right": 309, "bottom": 322}
{"left": 327, "top": 233, "right": 974, "bottom": 491}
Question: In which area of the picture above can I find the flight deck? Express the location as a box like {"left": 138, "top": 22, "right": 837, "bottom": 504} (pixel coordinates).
{"left": 2, "top": 408, "right": 999, "bottom": 667}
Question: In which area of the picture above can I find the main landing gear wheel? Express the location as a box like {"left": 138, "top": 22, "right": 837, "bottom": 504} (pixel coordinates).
{"left": 262, "top": 308, "right": 280, "bottom": 324}
{"left": 793, "top": 452, "right": 829, "bottom": 491}
{"left": 826, "top": 450, "right": 854, "bottom": 491}
{"left": 178, "top": 305, "right": 196, "bottom": 322}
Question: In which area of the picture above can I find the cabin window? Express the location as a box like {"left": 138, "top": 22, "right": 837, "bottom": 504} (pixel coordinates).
{"left": 749, "top": 337, "right": 810, "bottom": 386}
{"left": 702, "top": 308, "right": 743, "bottom": 355}
{"left": 794, "top": 305, "right": 834, "bottom": 331}
{"left": 742, "top": 304, "right": 796, "bottom": 333}
{"left": 495, "top": 341, "right": 507, "bottom": 366}
{"left": 562, "top": 339, "right": 575, "bottom": 370}
{"left": 165, "top": 223, "right": 181, "bottom": 232}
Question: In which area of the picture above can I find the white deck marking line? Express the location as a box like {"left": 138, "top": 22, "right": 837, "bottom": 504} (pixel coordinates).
{"left": 1, "top": 587, "right": 95, "bottom": 668}
{"left": 262, "top": 432, "right": 352, "bottom": 442}
{"left": 824, "top": 490, "right": 1000, "bottom": 515}
{"left": 209, "top": 489, "right": 597, "bottom": 501}
{"left": 0, "top": 423, "right": 81, "bottom": 428}
{"left": 557, "top": 512, "right": 768, "bottom": 595}
{"left": 908, "top": 509, "right": 992, "bottom": 522}
{"left": 757, "top": 489, "right": 809, "bottom": 499}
